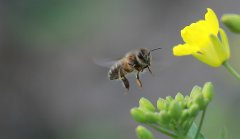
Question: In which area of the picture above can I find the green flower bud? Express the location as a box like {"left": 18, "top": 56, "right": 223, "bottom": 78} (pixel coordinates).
{"left": 136, "top": 126, "right": 154, "bottom": 139}
{"left": 185, "top": 95, "right": 190, "bottom": 101}
{"left": 159, "top": 110, "right": 170, "bottom": 124}
{"left": 168, "top": 100, "right": 183, "bottom": 120}
{"left": 188, "top": 104, "right": 199, "bottom": 117}
{"left": 145, "top": 112, "right": 160, "bottom": 123}
{"left": 139, "top": 97, "right": 155, "bottom": 112}
{"left": 222, "top": 14, "right": 240, "bottom": 33}
{"left": 175, "top": 92, "right": 184, "bottom": 102}
{"left": 130, "top": 108, "right": 146, "bottom": 123}
{"left": 187, "top": 100, "right": 192, "bottom": 108}
{"left": 166, "top": 96, "right": 173, "bottom": 103}
{"left": 157, "top": 98, "right": 166, "bottom": 111}
{"left": 202, "top": 82, "right": 214, "bottom": 103}
{"left": 190, "top": 86, "right": 202, "bottom": 98}
{"left": 181, "top": 120, "right": 192, "bottom": 131}
{"left": 193, "top": 93, "right": 206, "bottom": 110}
{"left": 180, "top": 109, "right": 189, "bottom": 122}
{"left": 184, "top": 95, "right": 190, "bottom": 107}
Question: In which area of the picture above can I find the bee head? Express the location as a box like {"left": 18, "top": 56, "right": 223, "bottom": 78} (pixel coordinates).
{"left": 136, "top": 48, "right": 152, "bottom": 66}
{"left": 136, "top": 48, "right": 161, "bottom": 66}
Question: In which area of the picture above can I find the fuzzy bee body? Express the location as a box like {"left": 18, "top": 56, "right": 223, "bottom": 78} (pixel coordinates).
{"left": 108, "top": 48, "right": 160, "bottom": 90}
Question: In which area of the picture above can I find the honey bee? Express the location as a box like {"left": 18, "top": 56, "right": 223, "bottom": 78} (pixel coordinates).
{"left": 108, "top": 48, "right": 161, "bottom": 90}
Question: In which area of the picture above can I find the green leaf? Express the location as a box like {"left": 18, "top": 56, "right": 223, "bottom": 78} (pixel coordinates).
{"left": 187, "top": 122, "right": 206, "bottom": 139}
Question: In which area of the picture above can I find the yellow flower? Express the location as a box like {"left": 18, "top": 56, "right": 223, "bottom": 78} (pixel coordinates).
{"left": 173, "top": 8, "right": 230, "bottom": 67}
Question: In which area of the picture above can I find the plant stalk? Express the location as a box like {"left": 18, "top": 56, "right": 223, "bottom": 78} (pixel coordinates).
{"left": 223, "top": 61, "right": 240, "bottom": 80}
{"left": 147, "top": 124, "right": 177, "bottom": 138}
{"left": 195, "top": 109, "right": 206, "bottom": 139}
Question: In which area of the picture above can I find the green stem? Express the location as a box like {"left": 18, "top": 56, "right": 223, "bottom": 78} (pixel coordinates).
{"left": 195, "top": 109, "right": 206, "bottom": 139}
{"left": 147, "top": 124, "right": 177, "bottom": 138}
{"left": 223, "top": 61, "right": 240, "bottom": 80}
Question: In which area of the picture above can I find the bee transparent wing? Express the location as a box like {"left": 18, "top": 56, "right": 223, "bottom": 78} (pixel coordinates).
{"left": 93, "top": 57, "right": 120, "bottom": 68}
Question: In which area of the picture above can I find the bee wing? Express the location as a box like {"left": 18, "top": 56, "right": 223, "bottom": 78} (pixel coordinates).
{"left": 93, "top": 57, "right": 120, "bottom": 68}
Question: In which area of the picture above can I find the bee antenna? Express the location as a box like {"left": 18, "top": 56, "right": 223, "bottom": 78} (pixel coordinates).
{"left": 150, "top": 48, "right": 162, "bottom": 52}
{"left": 148, "top": 48, "right": 162, "bottom": 55}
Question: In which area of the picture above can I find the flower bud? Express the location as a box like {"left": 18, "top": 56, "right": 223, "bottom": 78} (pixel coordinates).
{"left": 190, "top": 86, "right": 202, "bottom": 98}
{"left": 188, "top": 104, "right": 199, "bottom": 117}
{"left": 202, "top": 82, "right": 214, "bottom": 103}
{"left": 187, "top": 100, "right": 193, "bottom": 108}
{"left": 182, "top": 120, "right": 192, "bottom": 131}
{"left": 184, "top": 95, "right": 190, "bottom": 107}
{"left": 185, "top": 95, "right": 190, "bottom": 101}
{"left": 157, "top": 98, "right": 166, "bottom": 111}
{"left": 139, "top": 97, "right": 155, "bottom": 112}
{"left": 136, "top": 126, "right": 154, "bottom": 139}
{"left": 145, "top": 112, "right": 160, "bottom": 123}
{"left": 168, "top": 100, "right": 183, "bottom": 120}
{"left": 175, "top": 92, "right": 184, "bottom": 102}
{"left": 130, "top": 108, "right": 146, "bottom": 123}
{"left": 193, "top": 93, "right": 206, "bottom": 110}
{"left": 166, "top": 96, "right": 173, "bottom": 103}
{"left": 222, "top": 14, "right": 240, "bottom": 33}
{"left": 180, "top": 109, "right": 189, "bottom": 122}
{"left": 158, "top": 110, "right": 170, "bottom": 124}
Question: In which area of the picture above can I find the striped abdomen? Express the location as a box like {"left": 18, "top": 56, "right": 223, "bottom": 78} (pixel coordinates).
{"left": 108, "top": 59, "right": 134, "bottom": 80}
{"left": 108, "top": 62, "right": 121, "bottom": 80}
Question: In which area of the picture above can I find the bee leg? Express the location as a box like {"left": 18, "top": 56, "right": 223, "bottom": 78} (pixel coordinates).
{"left": 147, "top": 66, "right": 153, "bottom": 75}
{"left": 121, "top": 76, "right": 130, "bottom": 91}
{"left": 118, "top": 69, "right": 130, "bottom": 90}
{"left": 136, "top": 72, "right": 143, "bottom": 88}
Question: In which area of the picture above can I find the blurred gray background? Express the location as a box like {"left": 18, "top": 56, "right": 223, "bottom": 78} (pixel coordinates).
{"left": 1, "top": 0, "right": 240, "bottom": 139}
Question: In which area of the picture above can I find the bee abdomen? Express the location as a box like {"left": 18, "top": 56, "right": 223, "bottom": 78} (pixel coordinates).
{"left": 108, "top": 64, "right": 120, "bottom": 80}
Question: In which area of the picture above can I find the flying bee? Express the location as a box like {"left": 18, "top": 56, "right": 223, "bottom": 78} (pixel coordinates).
{"left": 108, "top": 48, "right": 161, "bottom": 90}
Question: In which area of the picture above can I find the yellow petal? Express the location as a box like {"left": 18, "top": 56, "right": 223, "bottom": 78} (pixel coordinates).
{"left": 205, "top": 8, "right": 219, "bottom": 35}
{"left": 173, "top": 44, "right": 199, "bottom": 56}
{"left": 192, "top": 42, "right": 222, "bottom": 67}
{"left": 181, "top": 21, "right": 210, "bottom": 45}
{"left": 181, "top": 8, "right": 219, "bottom": 46}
